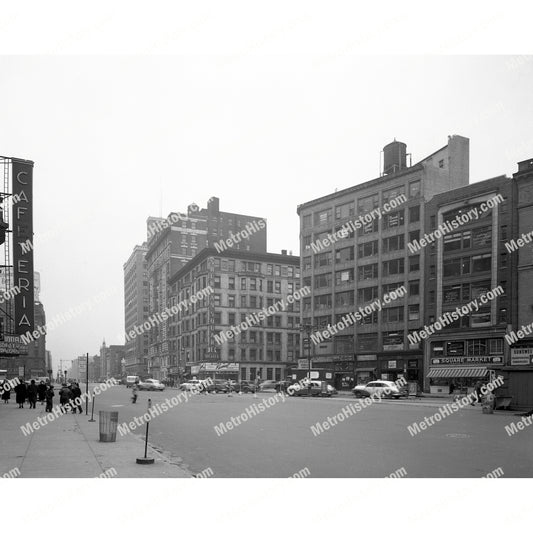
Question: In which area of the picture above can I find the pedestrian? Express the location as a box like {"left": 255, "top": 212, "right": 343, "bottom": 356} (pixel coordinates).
{"left": 15, "top": 380, "right": 27, "bottom": 408}
{"left": 475, "top": 380, "right": 483, "bottom": 404}
{"left": 70, "top": 382, "right": 83, "bottom": 413}
{"left": 37, "top": 380, "right": 47, "bottom": 404}
{"left": 45, "top": 385, "right": 54, "bottom": 412}
{"left": 27, "top": 379, "right": 38, "bottom": 409}
{"left": 59, "top": 383, "right": 72, "bottom": 413}
{"left": 1, "top": 382, "right": 11, "bottom": 403}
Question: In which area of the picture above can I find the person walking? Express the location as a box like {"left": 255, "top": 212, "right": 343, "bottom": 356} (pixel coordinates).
{"left": 59, "top": 383, "right": 72, "bottom": 413}
{"left": 15, "top": 380, "right": 27, "bottom": 408}
{"left": 1, "top": 384, "right": 10, "bottom": 403}
{"left": 27, "top": 379, "right": 38, "bottom": 409}
{"left": 70, "top": 382, "right": 83, "bottom": 414}
{"left": 37, "top": 381, "right": 47, "bottom": 404}
{"left": 45, "top": 385, "right": 55, "bottom": 412}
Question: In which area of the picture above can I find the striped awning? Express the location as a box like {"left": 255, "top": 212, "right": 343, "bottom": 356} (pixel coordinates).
{"left": 427, "top": 366, "right": 488, "bottom": 378}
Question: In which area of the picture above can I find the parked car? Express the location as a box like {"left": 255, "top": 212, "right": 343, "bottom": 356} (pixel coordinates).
{"left": 179, "top": 379, "right": 208, "bottom": 392}
{"left": 352, "top": 380, "right": 405, "bottom": 399}
{"left": 259, "top": 380, "right": 278, "bottom": 392}
{"left": 138, "top": 378, "right": 165, "bottom": 391}
{"left": 291, "top": 380, "right": 333, "bottom": 397}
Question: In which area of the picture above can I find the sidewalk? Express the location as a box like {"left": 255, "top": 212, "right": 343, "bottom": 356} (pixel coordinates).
{"left": 0, "top": 402, "right": 191, "bottom": 478}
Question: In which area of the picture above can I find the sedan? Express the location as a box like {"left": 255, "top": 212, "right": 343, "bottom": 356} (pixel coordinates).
{"left": 291, "top": 380, "right": 333, "bottom": 397}
{"left": 138, "top": 379, "right": 165, "bottom": 391}
{"left": 352, "top": 380, "right": 405, "bottom": 399}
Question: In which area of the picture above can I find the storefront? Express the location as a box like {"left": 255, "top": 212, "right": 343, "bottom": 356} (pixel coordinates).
{"left": 426, "top": 338, "right": 504, "bottom": 394}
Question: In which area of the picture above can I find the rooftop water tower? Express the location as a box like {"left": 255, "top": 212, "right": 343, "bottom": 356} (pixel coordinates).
{"left": 383, "top": 140, "right": 407, "bottom": 175}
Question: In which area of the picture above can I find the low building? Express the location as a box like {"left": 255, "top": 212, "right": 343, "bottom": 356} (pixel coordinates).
{"left": 168, "top": 248, "right": 302, "bottom": 383}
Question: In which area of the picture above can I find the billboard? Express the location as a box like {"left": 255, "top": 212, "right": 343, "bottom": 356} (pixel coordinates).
{"left": 11, "top": 160, "right": 34, "bottom": 335}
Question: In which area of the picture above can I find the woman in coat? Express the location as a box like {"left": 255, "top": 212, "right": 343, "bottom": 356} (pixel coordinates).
{"left": 1, "top": 384, "right": 10, "bottom": 403}
{"left": 15, "top": 381, "right": 27, "bottom": 408}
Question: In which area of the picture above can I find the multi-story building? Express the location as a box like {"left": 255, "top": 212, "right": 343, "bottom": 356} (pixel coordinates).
{"left": 422, "top": 159, "right": 533, "bottom": 399}
{"left": 296, "top": 136, "right": 470, "bottom": 390}
{"left": 168, "top": 248, "right": 301, "bottom": 382}
{"left": 145, "top": 197, "right": 267, "bottom": 381}
{"left": 123, "top": 243, "right": 149, "bottom": 376}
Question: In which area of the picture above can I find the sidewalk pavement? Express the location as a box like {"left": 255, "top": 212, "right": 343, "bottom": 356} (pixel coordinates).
{"left": 0, "top": 402, "right": 191, "bottom": 478}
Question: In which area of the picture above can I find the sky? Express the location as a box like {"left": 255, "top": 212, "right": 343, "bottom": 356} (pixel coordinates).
{"left": 0, "top": 54, "right": 532, "bottom": 370}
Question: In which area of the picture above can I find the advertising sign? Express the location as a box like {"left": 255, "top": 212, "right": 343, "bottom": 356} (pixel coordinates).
{"left": 510, "top": 348, "right": 533, "bottom": 366}
{"left": 11, "top": 160, "right": 34, "bottom": 335}
{"left": 431, "top": 356, "right": 503, "bottom": 365}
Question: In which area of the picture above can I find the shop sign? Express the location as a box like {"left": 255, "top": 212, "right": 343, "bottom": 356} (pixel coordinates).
{"left": 510, "top": 348, "right": 533, "bottom": 366}
{"left": 431, "top": 356, "right": 503, "bottom": 365}
{"left": 356, "top": 354, "right": 377, "bottom": 362}
{"left": 388, "top": 360, "right": 397, "bottom": 369}
{"left": 408, "top": 360, "right": 418, "bottom": 368}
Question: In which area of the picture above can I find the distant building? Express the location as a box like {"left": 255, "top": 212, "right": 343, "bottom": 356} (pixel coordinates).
{"left": 123, "top": 243, "right": 149, "bottom": 376}
{"left": 296, "top": 136, "right": 470, "bottom": 390}
{"left": 99, "top": 340, "right": 126, "bottom": 379}
{"left": 168, "top": 248, "right": 301, "bottom": 382}
{"left": 145, "top": 197, "right": 267, "bottom": 380}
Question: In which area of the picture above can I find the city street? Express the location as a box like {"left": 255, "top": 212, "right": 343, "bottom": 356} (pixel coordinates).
{"left": 93, "top": 384, "right": 533, "bottom": 478}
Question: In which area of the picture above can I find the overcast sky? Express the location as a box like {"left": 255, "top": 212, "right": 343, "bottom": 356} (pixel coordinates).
{"left": 0, "top": 55, "right": 532, "bottom": 370}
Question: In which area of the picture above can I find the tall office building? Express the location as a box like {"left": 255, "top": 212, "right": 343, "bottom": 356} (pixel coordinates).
{"left": 296, "top": 136, "right": 469, "bottom": 390}
{"left": 123, "top": 243, "right": 149, "bottom": 376}
{"left": 168, "top": 248, "right": 301, "bottom": 382}
{"left": 145, "top": 197, "right": 267, "bottom": 380}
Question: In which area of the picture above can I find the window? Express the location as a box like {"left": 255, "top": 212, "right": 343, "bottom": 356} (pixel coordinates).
{"left": 357, "top": 219, "right": 379, "bottom": 236}
{"left": 383, "top": 234, "right": 404, "bottom": 253}
{"left": 438, "top": 159, "right": 444, "bottom": 169}
{"left": 383, "top": 282, "right": 404, "bottom": 295}
{"left": 357, "top": 333, "right": 378, "bottom": 351}
{"left": 241, "top": 295, "right": 247, "bottom": 307}
{"left": 408, "top": 205, "right": 420, "bottom": 223}
{"left": 408, "top": 255, "right": 420, "bottom": 272}
{"left": 335, "top": 246, "right": 354, "bottom": 263}
{"left": 467, "top": 339, "right": 487, "bottom": 356}
{"left": 409, "top": 230, "right": 420, "bottom": 243}
{"left": 383, "top": 306, "right": 404, "bottom": 322}
{"left": 500, "top": 225, "right": 508, "bottom": 241}
{"left": 335, "top": 268, "right": 354, "bottom": 285}
{"left": 314, "top": 294, "right": 332, "bottom": 309}
{"left": 383, "top": 331, "right": 404, "bottom": 348}
{"left": 383, "top": 210, "right": 405, "bottom": 229}
{"left": 275, "top": 265, "right": 281, "bottom": 276}
{"left": 214, "top": 312, "right": 221, "bottom": 325}
{"left": 409, "top": 181, "right": 421, "bottom": 198}
{"left": 408, "top": 304, "right": 419, "bottom": 321}
{"left": 358, "top": 286, "right": 378, "bottom": 303}
{"left": 335, "top": 291, "right": 354, "bottom": 307}
{"left": 228, "top": 277, "right": 235, "bottom": 290}
{"left": 358, "top": 263, "right": 378, "bottom": 281}
{"left": 214, "top": 275, "right": 221, "bottom": 288}
{"left": 228, "top": 313, "right": 235, "bottom": 326}
{"left": 275, "top": 281, "right": 281, "bottom": 292}
{"left": 500, "top": 253, "right": 507, "bottom": 269}
{"left": 471, "top": 226, "right": 492, "bottom": 248}
{"left": 303, "top": 256, "right": 312, "bottom": 271}
{"left": 228, "top": 295, "right": 235, "bottom": 307}
{"left": 250, "top": 278, "right": 257, "bottom": 290}
{"left": 267, "top": 264, "right": 273, "bottom": 275}
{"left": 408, "top": 280, "right": 419, "bottom": 296}
{"left": 335, "top": 202, "right": 355, "bottom": 219}
{"left": 314, "top": 273, "right": 331, "bottom": 289}
{"left": 241, "top": 278, "right": 247, "bottom": 290}
{"left": 383, "top": 258, "right": 404, "bottom": 276}
{"left": 383, "top": 185, "right": 405, "bottom": 203}
{"left": 267, "top": 280, "right": 273, "bottom": 292}
{"left": 472, "top": 254, "right": 491, "bottom": 273}
{"left": 303, "top": 214, "right": 312, "bottom": 228}
{"left": 358, "top": 240, "right": 379, "bottom": 257}
{"left": 358, "top": 193, "right": 379, "bottom": 214}
{"left": 315, "top": 252, "right": 332, "bottom": 267}
{"left": 314, "top": 209, "right": 332, "bottom": 226}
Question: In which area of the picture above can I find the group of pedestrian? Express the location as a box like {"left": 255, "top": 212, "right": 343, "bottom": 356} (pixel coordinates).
{"left": 1, "top": 379, "right": 84, "bottom": 413}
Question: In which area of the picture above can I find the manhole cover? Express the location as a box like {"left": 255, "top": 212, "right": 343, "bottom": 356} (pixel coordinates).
{"left": 446, "top": 433, "right": 470, "bottom": 438}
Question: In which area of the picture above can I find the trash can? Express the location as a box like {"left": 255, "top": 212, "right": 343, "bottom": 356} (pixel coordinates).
{"left": 99, "top": 411, "right": 119, "bottom": 442}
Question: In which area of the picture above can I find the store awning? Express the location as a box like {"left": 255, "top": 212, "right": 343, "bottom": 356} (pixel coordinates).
{"left": 355, "top": 367, "right": 376, "bottom": 373}
{"left": 427, "top": 367, "right": 488, "bottom": 378}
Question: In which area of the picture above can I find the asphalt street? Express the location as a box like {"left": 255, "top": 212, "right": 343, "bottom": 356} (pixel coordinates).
{"left": 91, "top": 383, "right": 533, "bottom": 478}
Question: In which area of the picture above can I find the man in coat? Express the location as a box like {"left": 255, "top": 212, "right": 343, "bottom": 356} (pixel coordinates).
{"left": 59, "top": 383, "right": 72, "bottom": 413}
{"left": 27, "top": 379, "right": 38, "bottom": 409}
{"left": 70, "top": 382, "right": 83, "bottom": 414}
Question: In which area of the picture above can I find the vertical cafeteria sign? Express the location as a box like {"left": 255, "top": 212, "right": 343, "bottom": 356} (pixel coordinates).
{"left": 12, "top": 159, "right": 34, "bottom": 335}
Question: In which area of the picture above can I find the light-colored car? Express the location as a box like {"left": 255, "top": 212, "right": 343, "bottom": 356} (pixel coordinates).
{"left": 291, "top": 380, "right": 334, "bottom": 397}
{"left": 352, "top": 380, "right": 405, "bottom": 399}
{"left": 126, "top": 375, "right": 140, "bottom": 388}
{"left": 179, "top": 379, "right": 207, "bottom": 392}
{"left": 138, "top": 378, "right": 165, "bottom": 391}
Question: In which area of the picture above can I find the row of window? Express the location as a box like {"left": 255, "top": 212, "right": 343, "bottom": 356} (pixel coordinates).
{"left": 304, "top": 206, "right": 420, "bottom": 248}
{"left": 431, "top": 338, "right": 504, "bottom": 357}
{"left": 303, "top": 181, "right": 421, "bottom": 228}
{"left": 226, "top": 348, "right": 298, "bottom": 362}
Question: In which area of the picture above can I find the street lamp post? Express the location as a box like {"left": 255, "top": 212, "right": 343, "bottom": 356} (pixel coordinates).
{"left": 300, "top": 324, "right": 315, "bottom": 396}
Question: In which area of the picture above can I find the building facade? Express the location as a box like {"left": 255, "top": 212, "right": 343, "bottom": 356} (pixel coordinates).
{"left": 145, "top": 197, "right": 267, "bottom": 380}
{"left": 296, "top": 136, "right": 470, "bottom": 390}
{"left": 168, "top": 248, "right": 301, "bottom": 383}
{"left": 123, "top": 243, "right": 149, "bottom": 376}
